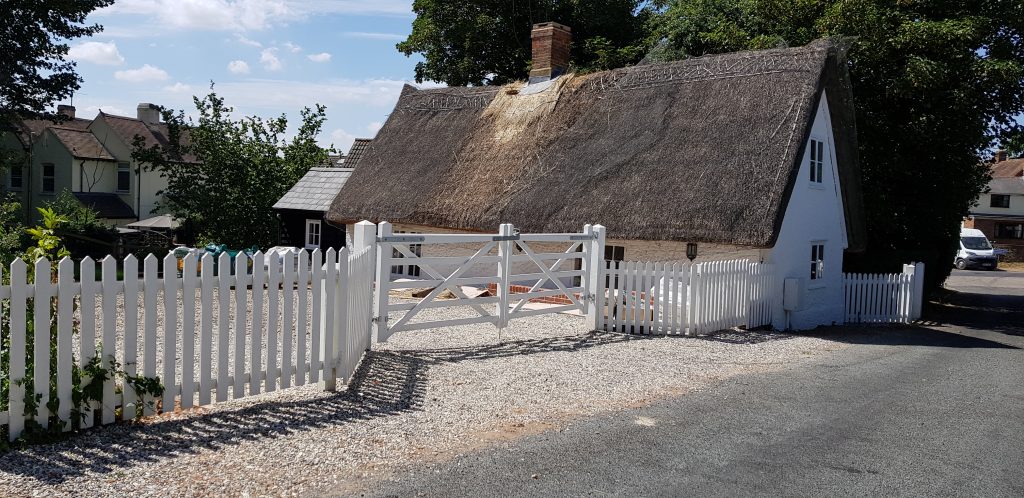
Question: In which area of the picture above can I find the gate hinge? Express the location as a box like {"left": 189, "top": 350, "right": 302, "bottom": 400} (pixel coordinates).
{"left": 371, "top": 315, "right": 388, "bottom": 323}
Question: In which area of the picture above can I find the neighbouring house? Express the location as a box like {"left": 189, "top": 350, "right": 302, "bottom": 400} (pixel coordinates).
{"left": 964, "top": 151, "right": 1024, "bottom": 261}
{"left": 340, "top": 138, "right": 372, "bottom": 168}
{"left": 273, "top": 167, "right": 353, "bottom": 251}
{"left": 1, "top": 103, "right": 180, "bottom": 225}
{"left": 328, "top": 23, "right": 866, "bottom": 330}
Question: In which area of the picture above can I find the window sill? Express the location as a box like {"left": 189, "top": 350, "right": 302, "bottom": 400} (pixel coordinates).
{"left": 808, "top": 183, "right": 826, "bottom": 190}
{"left": 808, "top": 282, "right": 826, "bottom": 290}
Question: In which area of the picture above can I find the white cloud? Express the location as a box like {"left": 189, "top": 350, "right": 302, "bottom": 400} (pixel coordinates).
{"left": 68, "top": 41, "right": 125, "bottom": 65}
{"left": 94, "top": 0, "right": 412, "bottom": 34}
{"left": 114, "top": 64, "right": 170, "bottom": 82}
{"left": 283, "top": 41, "right": 302, "bottom": 53}
{"left": 235, "top": 34, "right": 262, "bottom": 47}
{"left": 307, "top": 52, "right": 331, "bottom": 63}
{"left": 260, "top": 48, "right": 282, "bottom": 71}
{"left": 214, "top": 78, "right": 414, "bottom": 112}
{"left": 367, "top": 121, "right": 382, "bottom": 134}
{"left": 227, "top": 60, "right": 251, "bottom": 74}
{"left": 342, "top": 31, "right": 406, "bottom": 41}
{"left": 164, "top": 82, "right": 193, "bottom": 93}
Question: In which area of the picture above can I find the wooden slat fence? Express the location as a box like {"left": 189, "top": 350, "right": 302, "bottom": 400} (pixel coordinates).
{"left": 0, "top": 240, "right": 376, "bottom": 441}
{"left": 599, "top": 259, "right": 776, "bottom": 335}
{"left": 843, "top": 262, "right": 924, "bottom": 324}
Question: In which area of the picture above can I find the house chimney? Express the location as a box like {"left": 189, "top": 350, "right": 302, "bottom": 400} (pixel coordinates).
{"left": 57, "top": 104, "right": 76, "bottom": 119}
{"left": 137, "top": 103, "right": 161, "bottom": 124}
{"left": 995, "top": 149, "right": 1008, "bottom": 163}
{"left": 530, "top": 22, "right": 571, "bottom": 84}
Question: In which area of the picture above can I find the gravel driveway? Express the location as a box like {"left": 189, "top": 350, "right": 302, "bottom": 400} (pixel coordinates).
{"left": 0, "top": 303, "right": 844, "bottom": 497}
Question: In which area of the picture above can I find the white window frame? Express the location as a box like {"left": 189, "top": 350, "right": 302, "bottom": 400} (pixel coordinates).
{"left": 390, "top": 230, "right": 421, "bottom": 277}
{"left": 41, "top": 163, "right": 55, "bottom": 193}
{"left": 304, "top": 219, "right": 321, "bottom": 250}
{"left": 8, "top": 165, "right": 23, "bottom": 190}
{"left": 810, "top": 241, "right": 826, "bottom": 284}
{"left": 116, "top": 162, "right": 131, "bottom": 193}
{"left": 809, "top": 138, "right": 825, "bottom": 186}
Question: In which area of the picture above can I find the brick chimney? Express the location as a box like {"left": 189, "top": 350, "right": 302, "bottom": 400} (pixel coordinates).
{"left": 995, "top": 149, "right": 1008, "bottom": 163}
{"left": 530, "top": 22, "right": 571, "bottom": 84}
{"left": 137, "top": 103, "right": 161, "bottom": 124}
{"left": 57, "top": 104, "right": 76, "bottom": 119}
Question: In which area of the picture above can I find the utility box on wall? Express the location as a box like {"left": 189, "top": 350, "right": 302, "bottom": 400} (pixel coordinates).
{"left": 783, "top": 278, "right": 804, "bottom": 311}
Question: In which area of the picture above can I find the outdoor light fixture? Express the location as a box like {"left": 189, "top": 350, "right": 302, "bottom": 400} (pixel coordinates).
{"left": 686, "top": 242, "right": 698, "bottom": 262}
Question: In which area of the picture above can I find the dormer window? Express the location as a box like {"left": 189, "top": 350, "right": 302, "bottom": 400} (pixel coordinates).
{"left": 809, "top": 139, "right": 824, "bottom": 184}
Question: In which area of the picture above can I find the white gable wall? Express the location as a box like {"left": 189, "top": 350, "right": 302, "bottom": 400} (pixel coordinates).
{"left": 766, "top": 90, "right": 848, "bottom": 330}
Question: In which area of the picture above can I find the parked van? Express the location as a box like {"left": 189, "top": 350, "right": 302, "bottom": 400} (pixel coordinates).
{"left": 955, "top": 228, "right": 997, "bottom": 270}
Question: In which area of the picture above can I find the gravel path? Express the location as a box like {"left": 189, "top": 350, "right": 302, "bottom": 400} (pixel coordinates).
{"left": 0, "top": 302, "right": 845, "bottom": 497}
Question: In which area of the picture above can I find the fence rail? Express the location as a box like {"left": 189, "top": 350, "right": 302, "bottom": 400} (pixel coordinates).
{"left": 599, "top": 259, "right": 776, "bottom": 335}
{"left": 0, "top": 233, "right": 376, "bottom": 441}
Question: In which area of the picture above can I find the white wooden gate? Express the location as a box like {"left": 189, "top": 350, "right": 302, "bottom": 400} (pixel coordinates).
{"left": 372, "top": 222, "right": 606, "bottom": 341}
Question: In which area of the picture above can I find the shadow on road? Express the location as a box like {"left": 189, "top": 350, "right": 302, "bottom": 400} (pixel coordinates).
{"left": 926, "top": 290, "right": 1024, "bottom": 338}
{"left": 804, "top": 326, "right": 1020, "bottom": 349}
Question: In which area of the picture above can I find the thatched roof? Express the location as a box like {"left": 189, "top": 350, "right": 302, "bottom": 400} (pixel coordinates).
{"left": 328, "top": 39, "right": 865, "bottom": 250}
{"left": 342, "top": 138, "right": 372, "bottom": 167}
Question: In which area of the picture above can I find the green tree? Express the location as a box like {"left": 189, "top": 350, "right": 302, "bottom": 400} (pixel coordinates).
{"left": 652, "top": 0, "right": 1024, "bottom": 291}
{"left": 398, "top": 0, "right": 655, "bottom": 86}
{"left": 0, "top": 0, "right": 114, "bottom": 117}
{"left": 133, "top": 89, "right": 332, "bottom": 248}
{"left": 0, "top": 0, "right": 113, "bottom": 264}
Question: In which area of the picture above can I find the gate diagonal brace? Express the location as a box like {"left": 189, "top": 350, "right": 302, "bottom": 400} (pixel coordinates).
{"left": 389, "top": 241, "right": 496, "bottom": 331}
{"left": 512, "top": 240, "right": 584, "bottom": 313}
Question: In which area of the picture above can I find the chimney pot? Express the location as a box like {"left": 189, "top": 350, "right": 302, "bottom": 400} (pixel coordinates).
{"left": 57, "top": 104, "right": 76, "bottom": 119}
{"left": 530, "top": 22, "right": 571, "bottom": 84}
{"left": 137, "top": 103, "right": 161, "bottom": 124}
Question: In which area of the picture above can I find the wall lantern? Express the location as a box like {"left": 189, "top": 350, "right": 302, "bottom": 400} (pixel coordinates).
{"left": 686, "top": 242, "right": 698, "bottom": 262}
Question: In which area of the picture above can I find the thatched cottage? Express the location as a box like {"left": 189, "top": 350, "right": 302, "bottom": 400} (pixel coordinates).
{"left": 328, "top": 23, "right": 866, "bottom": 329}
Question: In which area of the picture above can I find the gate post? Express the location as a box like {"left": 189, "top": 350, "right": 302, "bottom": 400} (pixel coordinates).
{"left": 353, "top": 220, "right": 377, "bottom": 340}
{"left": 496, "top": 223, "right": 514, "bottom": 335}
{"left": 373, "top": 221, "right": 393, "bottom": 343}
{"left": 585, "top": 224, "right": 606, "bottom": 330}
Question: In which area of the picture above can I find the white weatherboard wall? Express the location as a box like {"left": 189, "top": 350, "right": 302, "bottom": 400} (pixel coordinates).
{"left": 766, "top": 90, "right": 848, "bottom": 330}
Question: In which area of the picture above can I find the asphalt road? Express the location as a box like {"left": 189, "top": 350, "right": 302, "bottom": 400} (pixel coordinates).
{"left": 353, "top": 272, "right": 1024, "bottom": 497}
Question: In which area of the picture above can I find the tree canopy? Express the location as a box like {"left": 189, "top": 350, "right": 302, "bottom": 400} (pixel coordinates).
{"left": 397, "top": 0, "right": 654, "bottom": 86}
{"left": 649, "top": 0, "right": 1024, "bottom": 290}
{"left": 0, "top": 0, "right": 113, "bottom": 121}
{"left": 133, "top": 90, "right": 332, "bottom": 249}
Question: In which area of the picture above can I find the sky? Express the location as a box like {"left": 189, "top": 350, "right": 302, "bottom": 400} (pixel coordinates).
{"left": 67, "top": 0, "right": 427, "bottom": 153}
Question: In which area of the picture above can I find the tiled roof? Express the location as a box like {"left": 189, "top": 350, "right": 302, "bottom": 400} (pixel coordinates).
{"left": 273, "top": 167, "right": 354, "bottom": 212}
{"left": 341, "top": 138, "right": 372, "bottom": 167}
{"left": 991, "top": 158, "right": 1023, "bottom": 178}
{"left": 73, "top": 192, "right": 136, "bottom": 219}
{"left": 15, "top": 117, "right": 91, "bottom": 148}
{"left": 99, "top": 113, "right": 198, "bottom": 162}
{"left": 50, "top": 127, "right": 115, "bottom": 161}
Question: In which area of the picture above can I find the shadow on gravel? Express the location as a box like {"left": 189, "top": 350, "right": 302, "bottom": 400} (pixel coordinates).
{"left": 803, "top": 326, "right": 1020, "bottom": 349}
{"left": 0, "top": 351, "right": 429, "bottom": 484}
{"left": 0, "top": 331, "right": 660, "bottom": 483}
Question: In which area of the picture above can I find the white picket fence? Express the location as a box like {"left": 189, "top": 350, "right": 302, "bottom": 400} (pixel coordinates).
{"left": 599, "top": 259, "right": 776, "bottom": 335}
{"left": 843, "top": 262, "right": 924, "bottom": 324}
{"left": 0, "top": 230, "right": 376, "bottom": 441}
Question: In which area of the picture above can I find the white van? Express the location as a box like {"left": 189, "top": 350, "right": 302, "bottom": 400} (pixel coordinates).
{"left": 955, "top": 228, "right": 997, "bottom": 270}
